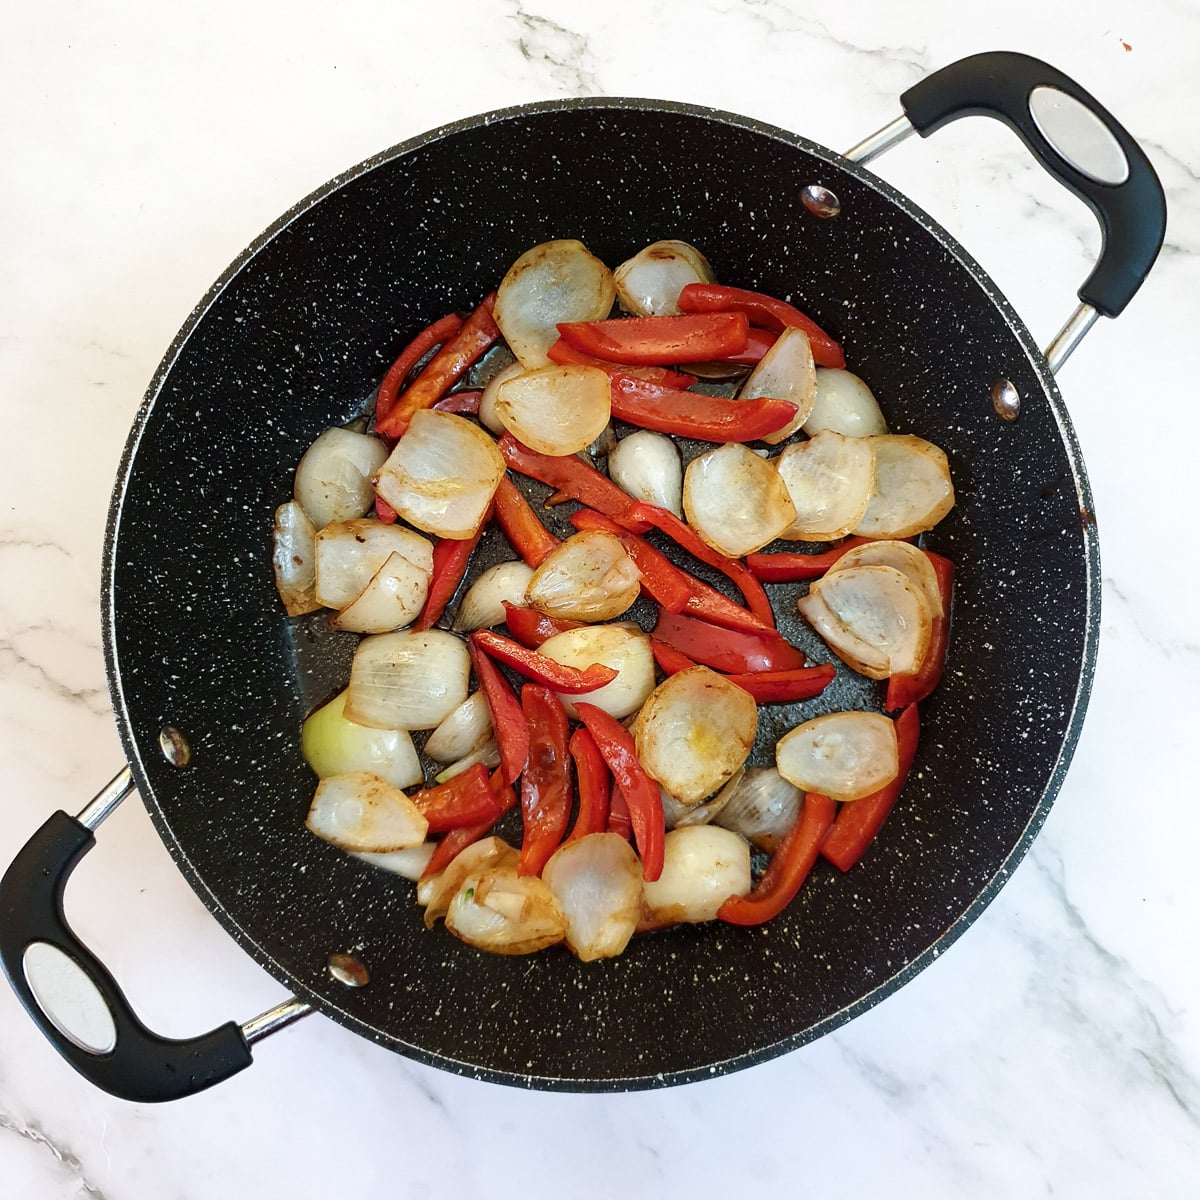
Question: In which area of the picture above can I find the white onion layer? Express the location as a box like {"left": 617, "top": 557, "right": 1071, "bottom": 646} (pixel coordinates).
{"left": 737, "top": 325, "right": 817, "bottom": 444}
{"left": 494, "top": 365, "right": 612, "bottom": 457}
{"left": 613, "top": 240, "right": 715, "bottom": 316}
{"left": 640, "top": 826, "right": 751, "bottom": 926}
{"left": 452, "top": 561, "right": 535, "bottom": 633}
{"left": 301, "top": 689, "right": 424, "bottom": 789}
{"left": 853, "top": 434, "right": 955, "bottom": 539}
{"left": 305, "top": 771, "right": 429, "bottom": 853}
{"left": 542, "top": 834, "right": 643, "bottom": 961}
{"left": 775, "top": 431, "right": 875, "bottom": 542}
{"left": 272, "top": 500, "right": 320, "bottom": 616}
{"left": 776, "top": 711, "right": 899, "bottom": 801}
{"left": 313, "top": 519, "right": 433, "bottom": 611}
{"left": 294, "top": 427, "right": 389, "bottom": 529}
{"left": 804, "top": 369, "right": 889, "bottom": 437}
{"left": 537, "top": 623, "right": 656, "bottom": 719}
{"left": 682, "top": 443, "right": 796, "bottom": 557}
{"left": 608, "top": 430, "right": 683, "bottom": 517}
{"left": 345, "top": 629, "right": 471, "bottom": 730}
{"left": 525, "top": 531, "right": 642, "bottom": 621}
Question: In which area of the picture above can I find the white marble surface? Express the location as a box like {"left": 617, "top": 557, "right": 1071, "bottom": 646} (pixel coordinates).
{"left": 2, "top": 1, "right": 1198, "bottom": 1196}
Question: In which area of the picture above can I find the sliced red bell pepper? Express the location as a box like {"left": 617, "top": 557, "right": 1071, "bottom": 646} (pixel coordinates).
{"left": 421, "top": 768, "right": 517, "bottom": 879}
{"left": 682, "top": 576, "right": 772, "bottom": 634}
{"left": 624, "top": 502, "right": 774, "bottom": 628}
{"left": 723, "top": 324, "right": 779, "bottom": 365}
{"left": 885, "top": 552, "right": 954, "bottom": 710}
{"left": 557, "top": 312, "right": 750, "bottom": 365}
{"left": 821, "top": 703, "right": 920, "bottom": 872}
{"left": 499, "top": 434, "right": 650, "bottom": 529}
{"left": 546, "top": 337, "right": 698, "bottom": 389}
{"left": 567, "top": 727, "right": 611, "bottom": 841}
{"left": 649, "top": 638, "right": 698, "bottom": 676}
{"left": 375, "top": 312, "right": 464, "bottom": 432}
{"left": 408, "top": 763, "right": 501, "bottom": 832}
{"left": 492, "top": 475, "right": 560, "bottom": 568}
{"left": 607, "top": 781, "right": 633, "bottom": 841}
{"left": 470, "top": 629, "right": 617, "bottom": 694}
{"left": 745, "top": 536, "right": 881, "bottom": 582}
{"left": 717, "top": 792, "right": 838, "bottom": 925}
{"left": 467, "top": 638, "right": 529, "bottom": 785}
{"left": 517, "top": 684, "right": 572, "bottom": 876}
{"left": 432, "top": 388, "right": 483, "bottom": 415}
{"left": 677, "top": 283, "right": 845, "bottom": 368}
{"left": 648, "top": 638, "right": 835, "bottom": 703}
{"left": 501, "top": 603, "right": 583, "bottom": 649}
{"left": 652, "top": 609, "right": 807, "bottom": 675}
{"left": 415, "top": 512, "right": 489, "bottom": 631}
{"left": 376, "top": 294, "right": 500, "bottom": 439}
{"left": 567, "top": 508, "right": 692, "bottom": 613}
{"left": 374, "top": 495, "right": 400, "bottom": 525}
{"left": 609, "top": 374, "right": 798, "bottom": 443}
{"left": 575, "top": 703, "right": 664, "bottom": 881}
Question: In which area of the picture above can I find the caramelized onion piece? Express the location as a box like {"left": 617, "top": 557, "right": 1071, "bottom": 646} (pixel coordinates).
{"left": 542, "top": 833, "right": 643, "bottom": 960}
{"left": 804, "top": 368, "right": 888, "bottom": 437}
{"left": 345, "top": 629, "right": 471, "bottom": 730}
{"left": 775, "top": 430, "right": 875, "bottom": 541}
{"left": 423, "top": 690, "right": 493, "bottom": 763}
{"left": 314, "top": 519, "right": 433, "bottom": 611}
{"left": 494, "top": 365, "right": 612, "bottom": 456}
{"left": 331, "top": 551, "right": 431, "bottom": 633}
{"left": 272, "top": 500, "right": 320, "bottom": 615}
{"left": 494, "top": 239, "right": 616, "bottom": 369}
{"left": 640, "top": 826, "right": 751, "bottom": 927}
{"left": 418, "top": 837, "right": 516, "bottom": 926}
{"left": 537, "top": 623, "right": 655, "bottom": 719}
{"left": 635, "top": 666, "right": 757, "bottom": 805}
{"left": 827, "top": 539, "right": 943, "bottom": 619}
{"left": 525, "top": 530, "right": 642, "bottom": 621}
{"left": 294, "top": 427, "right": 390, "bottom": 529}
{"left": 737, "top": 325, "right": 817, "bottom": 444}
{"left": 776, "top": 711, "right": 899, "bottom": 801}
{"left": 613, "top": 240, "right": 715, "bottom": 316}
{"left": 452, "top": 561, "right": 535, "bottom": 633}
{"left": 444, "top": 861, "right": 566, "bottom": 955}
{"left": 479, "top": 360, "right": 525, "bottom": 435}
{"left": 853, "top": 434, "right": 955, "bottom": 538}
{"left": 682, "top": 442, "right": 796, "bottom": 557}
{"left": 305, "top": 771, "right": 429, "bottom": 853}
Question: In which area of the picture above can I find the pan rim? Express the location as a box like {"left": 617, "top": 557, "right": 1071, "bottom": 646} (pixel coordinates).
{"left": 99, "top": 96, "right": 1100, "bottom": 1090}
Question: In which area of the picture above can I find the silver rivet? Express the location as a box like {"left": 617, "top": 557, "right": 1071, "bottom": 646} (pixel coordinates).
{"left": 991, "top": 377, "right": 1021, "bottom": 421}
{"left": 328, "top": 952, "right": 370, "bottom": 988}
{"left": 802, "top": 184, "right": 841, "bottom": 218}
{"left": 158, "top": 725, "right": 192, "bottom": 767}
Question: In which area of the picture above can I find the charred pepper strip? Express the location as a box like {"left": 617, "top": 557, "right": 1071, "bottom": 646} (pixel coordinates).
{"left": 376, "top": 294, "right": 500, "bottom": 439}
{"left": 374, "top": 312, "right": 464, "bottom": 432}
{"left": 575, "top": 703, "right": 664, "bottom": 881}
{"left": 408, "top": 763, "right": 500, "bottom": 832}
{"left": 556, "top": 311, "right": 749, "bottom": 365}
{"left": 567, "top": 727, "right": 611, "bottom": 841}
{"left": 677, "top": 283, "right": 845, "bottom": 368}
{"left": 467, "top": 637, "right": 530, "bottom": 785}
{"left": 885, "top": 553, "right": 954, "bottom": 710}
{"left": 501, "top": 603, "right": 584, "bottom": 649}
{"left": 431, "top": 388, "right": 483, "bottom": 415}
{"left": 652, "top": 609, "right": 808, "bottom": 675}
{"left": 567, "top": 508, "right": 692, "bottom": 613}
{"left": 717, "top": 792, "right": 838, "bottom": 925}
{"left": 821, "top": 704, "right": 920, "bottom": 872}
{"left": 518, "top": 685, "right": 573, "bottom": 876}
{"left": 492, "top": 476, "right": 560, "bottom": 568}
{"left": 608, "top": 374, "right": 798, "bottom": 443}
{"left": 470, "top": 629, "right": 618, "bottom": 694}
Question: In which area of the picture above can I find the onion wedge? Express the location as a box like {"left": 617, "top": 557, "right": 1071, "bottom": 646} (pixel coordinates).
{"left": 374, "top": 410, "right": 506, "bottom": 539}
{"left": 537, "top": 623, "right": 655, "bottom": 719}
{"left": 345, "top": 629, "right": 471, "bottom": 730}
{"left": 682, "top": 442, "right": 796, "bottom": 557}
{"left": 479, "top": 360, "right": 525, "bottom": 435}
{"left": 854, "top": 434, "right": 955, "bottom": 538}
{"left": 542, "top": 833, "right": 643, "bottom": 960}
{"left": 330, "top": 550, "right": 431, "bottom": 633}
{"left": 423, "top": 690, "right": 493, "bottom": 763}
{"left": 737, "top": 325, "right": 816, "bottom": 444}
{"left": 494, "top": 239, "right": 616, "bottom": 369}
{"left": 798, "top": 564, "right": 932, "bottom": 679}
{"left": 634, "top": 666, "right": 757, "bottom": 805}
{"left": 301, "top": 689, "right": 424, "bottom": 789}
{"left": 776, "top": 711, "right": 899, "bottom": 801}
{"left": 444, "top": 861, "right": 566, "bottom": 955}
{"left": 525, "top": 530, "right": 642, "bottom": 621}
{"left": 804, "top": 368, "right": 888, "bottom": 437}
{"left": 640, "top": 826, "right": 752, "bottom": 927}
{"left": 313, "top": 519, "right": 433, "bottom": 611}
{"left": 613, "top": 240, "right": 715, "bottom": 317}
{"left": 305, "top": 771, "right": 429, "bottom": 853}
{"left": 294, "top": 427, "right": 390, "bottom": 529}
{"left": 607, "top": 430, "right": 684, "bottom": 517}
{"left": 775, "top": 430, "right": 875, "bottom": 541}
{"left": 272, "top": 500, "right": 320, "bottom": 616}
{"left": 826, "top": 539, "right": 943, "bottom": 619}
{"left": 452, "top": 561, "right": 535, "bottom": 634}
{"left": 494, "top": 364, "right": 611, "bottom": 456}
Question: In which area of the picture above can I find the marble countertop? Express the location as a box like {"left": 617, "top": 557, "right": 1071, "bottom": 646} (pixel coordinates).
{"left": 2, "top": 2, "right": 1197, "bottom": 1196}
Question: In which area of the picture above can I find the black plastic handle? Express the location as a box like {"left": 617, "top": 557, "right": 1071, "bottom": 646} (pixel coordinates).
{"left": 900, "top": 51, "right": 1166, "bottom": 317}
{"left": 0, "top": 810, "right": 252, "bottom": 1102}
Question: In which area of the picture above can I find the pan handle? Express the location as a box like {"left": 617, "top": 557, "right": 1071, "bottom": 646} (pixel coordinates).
{"left": 897, "top": 51, "right": 1165, "bottom": 321}
{"left": 0, "top": 769, "right": 309, "bottom": 1102}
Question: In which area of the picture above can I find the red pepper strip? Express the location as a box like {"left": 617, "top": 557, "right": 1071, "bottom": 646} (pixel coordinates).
{"left": 567, "top": 727, "right": 611, "bottom": 841}
{"left": 467, "top": 638, "right": 529, "bottom": 785}
{"left": 518, "top": 684, "right": 573, "bottom": 876}
{"left": 567, "top": 508, "right": 692, "bottom": 614}
{"left": 470, "top": 629, "right": 618, "bottom": 694}
{"left": 415, "top": 512, "right": 489, "bottom": 631}
{"left": 432, "top": 388, "right": 482, "bottom": 415}
{"left": 821, "top": 704, "right": 920, "bottom": 872}
{"left": 543, "top": 490, "right": 572, "bottom": 508}
{"left": 374, "top": 496, "right": 400, "bottom": 525}
{"left": 653, "top": 609, "right": 808, "bottom": 674}
{"left": 609, "top": 374, "right": 798, "bottom": 443}
{"left": 499, "top": 434, "right": 650, "bottom": 530}
{"left": 677, "top": 283, "right": 845, "bottom": 369}
{"left": 492, "top": 475, "right": 560, "bottom": 568}
{"left": 722, "top": 325, "right": 779, "bottom": 365}
{"left": 575, "top": 703, "right": 664, "bottom": 881}
{"left": 607, "top": 781, "right": 633, "bottom": 840}
{"left": 625, "top": 502, "right": 774, "bottom": 627}
{"left": 501, "top": 602, "right": 584, "bottom": 649}
{"left": 375, "top": 312, "right": 464, "bottom": 431}
{"left": 421, "top": 769, "right": 517, "bottom": 879}
{"left": 648, "top": 637, "right": 834, "bottom": 702}
{"left": 744, "top": 536, "right": 882, "bottom": 582}
{"left": 376, "top": 294, "right": 500, "bottom": 439}
{"left": 557, "top": 312, "right": 750, "bottom": 366}
{"left": 546, "top": 337, "right": 698, "bottom": 389}
{"left": 683, "top": 576, "right": 773, "bottom": 634}
{"left": 886, "top": 553, "right": 954, "bottom": 710}
{"left": 408, "top": 763, "right": 499, "bottom": 832}
{"left": 717, "top": 792, "right": 837, "bottom": 925}
{"left": 649, "top": 638, "right": 698, "bottom": 676}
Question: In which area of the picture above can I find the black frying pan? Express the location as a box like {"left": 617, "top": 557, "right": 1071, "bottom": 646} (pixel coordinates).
{"left": 0, "top": 52, "right": 1165, "bottom": 1102}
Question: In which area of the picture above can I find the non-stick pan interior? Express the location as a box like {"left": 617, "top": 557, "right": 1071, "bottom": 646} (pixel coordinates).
{"left": 103, "top": 99, "right": 1097, "bottom": 1088}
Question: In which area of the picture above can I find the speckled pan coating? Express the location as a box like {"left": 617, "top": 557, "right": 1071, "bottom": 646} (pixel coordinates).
{"left": 101, "top": 99, "right": 1098, "bottom": 1090}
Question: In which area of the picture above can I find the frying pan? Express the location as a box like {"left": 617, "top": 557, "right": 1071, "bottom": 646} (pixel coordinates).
{"left": 0, "top": 52, "right": 1165, "bottom": 1102}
